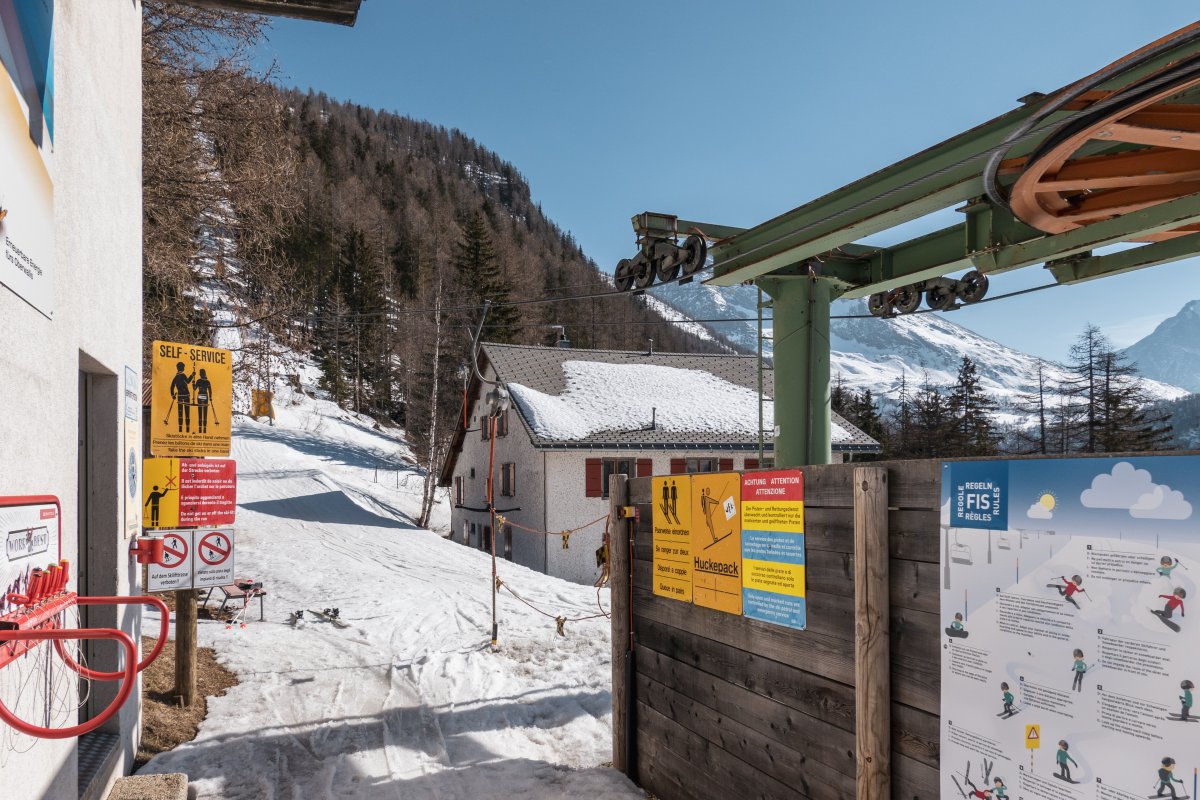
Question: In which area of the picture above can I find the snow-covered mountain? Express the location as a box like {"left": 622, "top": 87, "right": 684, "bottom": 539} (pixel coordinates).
{"left": 649, "top": 281, "right": 1191, "bottom": 414}
{"left": 1121, "top": 300, "right": 1200, "bottom": 393}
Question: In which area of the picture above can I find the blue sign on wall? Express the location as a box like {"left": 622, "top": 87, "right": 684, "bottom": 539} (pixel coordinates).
{"left": 945, "top": 462, "right": 1008, "bottom": 530}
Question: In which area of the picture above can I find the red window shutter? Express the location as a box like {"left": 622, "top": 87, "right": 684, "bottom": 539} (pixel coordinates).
{"left": 719, "top": 458, "right": 734, "bottom": 472}
{"left": 744, "top": 458, "right": 759, "bottom": 470}
{"left": 669, "top": 458, "right": 687, "bottom": 475}
{"left": 585, "top": 458, "right": 603, "bottom": 497}
{"left": 636, "top": 458, "right": 653, "bottom": 478}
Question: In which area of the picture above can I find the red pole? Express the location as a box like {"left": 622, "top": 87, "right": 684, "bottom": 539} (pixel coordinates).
{"left": 488, "top": 415, "right": 498, "bottom": 646}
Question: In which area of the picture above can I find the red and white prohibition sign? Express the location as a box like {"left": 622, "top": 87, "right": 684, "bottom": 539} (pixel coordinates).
{"left": 160, "top": 532, "right": 189, "bottom": 568}
{"left": 198, "top": 530, "right": 232, "bottom": 566}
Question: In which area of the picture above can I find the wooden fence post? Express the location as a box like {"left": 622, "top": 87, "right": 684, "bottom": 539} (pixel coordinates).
{"left": 174, "top": 588, "right": 198, "bottom": 706}
{"left": 609, "top": 473, "right": 631, "bottom": 777}
{"left": 854, "top": 466, "right": 890, "bottom": 799}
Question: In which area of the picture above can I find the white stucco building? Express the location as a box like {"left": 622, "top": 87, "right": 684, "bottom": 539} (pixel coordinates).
{"left": 0, "top": 3, "right": 358, "bottom": 798}
{"left": 439, "top": 343, "right": 880, "bottom": 585}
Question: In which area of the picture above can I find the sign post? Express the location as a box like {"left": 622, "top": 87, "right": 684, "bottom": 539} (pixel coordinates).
{"left": 147, "top": 339, "right": 235, "bottom": 706}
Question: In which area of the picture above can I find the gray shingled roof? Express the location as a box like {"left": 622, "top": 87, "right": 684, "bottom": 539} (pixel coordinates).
{"left": 481, "top": 343, "right": 881, "bottom": 452}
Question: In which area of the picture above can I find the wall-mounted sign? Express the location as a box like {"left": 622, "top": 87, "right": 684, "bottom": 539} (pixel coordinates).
{"left": 941, "top": 457, "right": 1200, "bottom": 800}
{"left": 741, "top": 469, "right": 806, "bottom": 630}
{"left": 690, "top": 472, "right": 742, "bottom": 615}
{"left": 651, "top": 475, "right": 693, "bottom": 601}
{"left": 150, "top": 340, "right": 232, "bottom": 457}
{"left": 0, "top": 497, "right": 61, "bottom": 614}
{"left": 142, "top": 458, "right": 236, "bottom": 529}
{"left": 0, "top": 4, "right": 55, "bottom": 317}
{"left": 124, "top": 420, "right": 140, "bottom": 538}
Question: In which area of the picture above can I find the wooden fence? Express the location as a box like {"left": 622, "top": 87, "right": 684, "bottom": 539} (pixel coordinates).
{"left": 608, "top": 460, "right": 942, "bottom": 800}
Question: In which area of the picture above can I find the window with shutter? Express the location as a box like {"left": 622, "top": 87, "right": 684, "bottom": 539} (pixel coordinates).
{"left": 497, "top": 410, "right": 509, "bottom": 437}
{"left": 719, "top": 458, "right": 734, "bottom": 472}
{"left": 636, "top": 458, "right": 653, "bottom": 478}
{"left": 585, "top": 458, "right": 603, "bottom": 497}
{"left": 454, "top": 476, "right": 464, "bottom": 506}
{"left": 744, "top": 458, "right": 759, "bottom": 470}
{"left": 501, "top": 463, "right": 516, "bottom": 497}
{"left": 670, "top": 458, "right": 687, "bottom": 474}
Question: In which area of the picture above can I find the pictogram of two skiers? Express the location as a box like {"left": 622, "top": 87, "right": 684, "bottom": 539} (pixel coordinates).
{"left": 163, "top": 360, "right": 220, "bottom": 433}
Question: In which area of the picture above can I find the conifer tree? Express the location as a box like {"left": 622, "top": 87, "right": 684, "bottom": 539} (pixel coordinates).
{"left": 947, "top": 356, "right": 999, "bottom": 456}
{"left": 454, "top": 213, "right": 520, "bottom": 342}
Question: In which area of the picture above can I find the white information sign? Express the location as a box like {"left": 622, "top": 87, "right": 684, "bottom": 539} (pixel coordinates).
{"left": 941, "top": 457, "right": 1200, "bottom": 800}
{"left": 0, "top": 497, "right": 61, "bottom": 614}
{"left": 194, "top": 528, "right": 235, "bottom": 590}
{"left": 146, "top": 529, "right": 194, "bottom": 593}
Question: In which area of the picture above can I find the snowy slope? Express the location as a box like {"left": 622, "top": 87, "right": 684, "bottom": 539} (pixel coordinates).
{"left": 139, "top": 392, "right": 639, "bottom": 798}
{"left": 1121, "top": 299, "right": 1200, "bottom": 393}
{"left": 650, "top": 282, "right": 1190, "bottom": 410}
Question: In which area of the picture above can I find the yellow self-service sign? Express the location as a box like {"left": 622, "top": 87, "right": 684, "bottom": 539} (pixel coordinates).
{"left": 150, "top": 340, "right": 232, "bottom": 457}
{"left": 690, "top": 472, "right": 742, "bottom": 615}
{"left": 652, "top": 475, "right": 693, "bottom": 601}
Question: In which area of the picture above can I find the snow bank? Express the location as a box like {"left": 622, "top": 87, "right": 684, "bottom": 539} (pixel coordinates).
{"left": 139, "top": 388, "right": 635, "bottom": 798}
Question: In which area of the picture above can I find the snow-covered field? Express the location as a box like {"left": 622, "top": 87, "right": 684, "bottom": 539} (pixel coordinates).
{"left": 140, "top": 389, "right": 640, "bottom": 799}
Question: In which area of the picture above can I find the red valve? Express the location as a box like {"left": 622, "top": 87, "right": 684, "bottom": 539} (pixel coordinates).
{"left": 129, "top": 536, "right": 165, "bottom": 566}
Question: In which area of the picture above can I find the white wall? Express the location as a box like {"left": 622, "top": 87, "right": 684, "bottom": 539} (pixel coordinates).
{"left": 0, "top": 2, "right": 143, "bottom": 798}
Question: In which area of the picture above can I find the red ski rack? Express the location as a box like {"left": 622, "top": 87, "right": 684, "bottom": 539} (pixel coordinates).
{"left": 0, "top": 560, "right": 169, "bottom": 739}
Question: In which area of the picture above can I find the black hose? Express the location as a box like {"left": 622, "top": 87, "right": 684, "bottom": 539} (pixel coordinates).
{"left": 983, "top": 23, "right": 1200, "bottom": 209}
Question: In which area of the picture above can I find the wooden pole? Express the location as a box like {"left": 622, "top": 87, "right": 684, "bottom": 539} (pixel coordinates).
{"left": 174, "top": 588, "right": 198, "bottom": 706}
{"left": 854, "top": 466, "right": 890, "bottom": 799}
{"left": 608, "top": 473, "right": 631, "bottom": 777}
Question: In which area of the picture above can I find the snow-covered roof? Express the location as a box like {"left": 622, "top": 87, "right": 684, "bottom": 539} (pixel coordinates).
{"left": 482, "top": 343, "right": 880, "bottom": 451}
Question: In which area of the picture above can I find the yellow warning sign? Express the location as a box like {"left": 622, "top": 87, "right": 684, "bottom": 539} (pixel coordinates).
{"left": 1025, "top": 724, "right": 1040, "bottom": 749}
{"left": 150, "top": 340, "right": 232, "bottom": 457}
{"left": 690, "top": 472, "right": 742, "bottom": 615}
{"left": 652, "top": 475, "right": 693, "bottom": 602}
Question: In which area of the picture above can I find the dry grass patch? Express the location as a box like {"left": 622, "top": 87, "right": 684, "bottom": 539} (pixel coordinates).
{"left": 135, "top": 634, "right": 237, "bottom": 769}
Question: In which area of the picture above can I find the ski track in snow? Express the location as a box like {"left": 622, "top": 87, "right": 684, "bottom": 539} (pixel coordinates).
{"left": 139, "top": 393, "right": 639, "bottom": 799}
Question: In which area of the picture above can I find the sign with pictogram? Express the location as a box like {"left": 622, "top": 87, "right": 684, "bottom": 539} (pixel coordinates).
{"left": 142, "top": 458, "right": 236, "bottom": 528}
{"left": 1024, "top": 724, "right": 1040, "bottom": 749}
{"left": 194, "top": 528, "right": 235, "bottom": 589}
{"left": 690, "top": 472, "right": 742, "bottom": 615}
{"left": 651, "top": 475, "right": 693, "bottom": 602}
{"left": 150, "top": 340, "right": 233, "bottom": 457}
{"left": 147, "top": 529, "right": 194, "bottom": 592}
{"left": 741, "top": 469, "right": 806, "bottom": 630}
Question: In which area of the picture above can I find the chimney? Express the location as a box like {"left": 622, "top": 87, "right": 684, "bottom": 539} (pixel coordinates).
{"left": 555, "top": 326, "right": 571, "bottom": 348}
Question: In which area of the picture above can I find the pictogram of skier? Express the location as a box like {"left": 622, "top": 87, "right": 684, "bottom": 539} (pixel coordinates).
{"left": 660, "top": 480, "right": 680, "bottom": 525}
{"left": 1048, "top": 574, "right": 1087, "bottom": 609}
{"left": 1154, "top": 756, "right": 1187, "bottom": 798}
{"left": 991, "top": 777, "right": 1008, "bottom": 799}
{"left": 1159, "top": 556, "right": 1181, "bottom": 579}
{"left": 144, "top": 484, "right": 172, "bottom": 527}
{"left": 946, "top": 611, "right": 969, "bottom": 639}
{"left": 1169, "top": 680, "right": 1195, "bottom": 723}
{"left": 952, "top": 758, "right": 994, "bottom": 799}
{"left": 1070, "top": 649, "right": 1090, "bottom": 692}
{"left": 699, "top": 486, "right": 733, "bottom": 550}
{"left": 194, "top": 368, "right": 219, "bottom": 433}
{"left": 997, "top": 682, "right": 1018, "bottom": 718}
{"left": 1152, "top": 587, "right": 1187, "bottom": 632}
{"left": 167, "top": 361, "right": 196, "bottom": 432}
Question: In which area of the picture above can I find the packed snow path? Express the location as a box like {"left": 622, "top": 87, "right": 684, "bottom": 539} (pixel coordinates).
{"left": 141, "top": 399, "right": 641, "bottom": 799}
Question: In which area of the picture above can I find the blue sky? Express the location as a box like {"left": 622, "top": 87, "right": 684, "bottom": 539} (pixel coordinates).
{"left": 257, "top": 1, "right": 1200, "bottom": 361}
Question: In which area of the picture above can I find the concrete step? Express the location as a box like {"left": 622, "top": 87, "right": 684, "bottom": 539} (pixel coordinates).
{"left": 106, "top": 773, "right": 189, "bottom": 800}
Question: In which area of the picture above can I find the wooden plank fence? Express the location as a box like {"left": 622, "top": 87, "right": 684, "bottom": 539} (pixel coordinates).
{"left": 609, "top": 459, "right": 942, "bottom": 800}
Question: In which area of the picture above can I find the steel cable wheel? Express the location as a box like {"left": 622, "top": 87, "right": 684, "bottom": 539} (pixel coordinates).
{"left": 1010, "top": 68, "right": 1200, "bottom": 241}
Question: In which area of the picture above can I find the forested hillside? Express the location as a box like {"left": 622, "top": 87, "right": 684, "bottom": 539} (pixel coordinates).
{"left": 140, "top": 2, "right": 721, "bottom": 521}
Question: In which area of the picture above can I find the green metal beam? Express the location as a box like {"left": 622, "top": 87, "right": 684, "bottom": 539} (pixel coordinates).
{"left": 756, "top": 276, "right": 838, "bottom": 467}
{"left": 705, "top": 39, "right": 1200, "bottom": 287}
{"left": 1047, "top": 232, "right": 1200, "bottom": 284}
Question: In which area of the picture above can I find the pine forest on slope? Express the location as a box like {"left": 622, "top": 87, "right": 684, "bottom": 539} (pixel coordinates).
{"left": 140, "top": 1, "right": 724, "bottom": 524}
